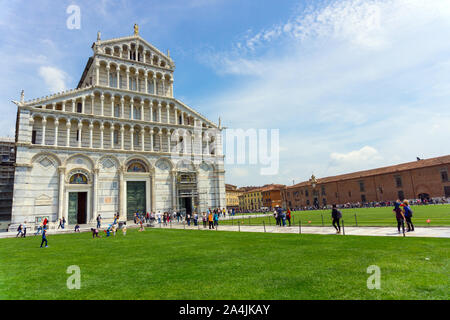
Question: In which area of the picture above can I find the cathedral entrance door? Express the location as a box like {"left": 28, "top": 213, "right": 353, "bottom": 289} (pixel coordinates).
{"left": 127, "top": 181, "right": 146, "bottom": 221}
{"left": 68, "top": 192, "right": 87, "bottom": 225}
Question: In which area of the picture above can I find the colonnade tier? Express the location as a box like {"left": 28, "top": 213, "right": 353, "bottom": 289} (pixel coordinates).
{"left": 99, "top": 41, "right": 173, "bottom": 69}
{"left": 30, "top": 92, "right": 213, "bottom": 129}
{"left": 28, "top": 114, "right": 218, "bottom": 156}
{"left": 90, "top": 60, "right": 174, "bottom": 97}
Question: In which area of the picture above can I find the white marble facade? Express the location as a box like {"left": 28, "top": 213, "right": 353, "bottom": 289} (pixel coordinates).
{"left": 9, "top": 28, "right": 226, "bottom": 230}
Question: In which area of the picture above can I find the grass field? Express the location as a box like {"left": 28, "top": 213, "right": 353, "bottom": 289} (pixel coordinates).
{"left": 226, "top": 204, "right": 450, "bottom": 227}
{"left": 0, "top": 228, "right": 449, "bottom": 300}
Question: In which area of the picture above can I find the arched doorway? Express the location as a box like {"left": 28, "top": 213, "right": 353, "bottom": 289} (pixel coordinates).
{"left": 68, "top": 172, "right": 89, "bottom": 225}
{"left": 125, "top": 159, "right": 150, "bottom": 221}
{"left": 418, "top": 193, "right": 430, "bottom": 201}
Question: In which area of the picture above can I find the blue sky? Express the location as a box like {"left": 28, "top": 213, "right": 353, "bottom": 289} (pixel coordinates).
{"left": 1, "top": 0, "right": 450, "bottom": 187}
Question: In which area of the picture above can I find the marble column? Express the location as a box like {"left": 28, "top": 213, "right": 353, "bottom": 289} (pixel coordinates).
{"left": 111, "top": 96, "right": 115, "bottom": 117}
{"left": 92, "top": 168, "right": 99, "bottom": 222}
{"left": 91, "top": 94, "right": 95, "bottom": 115}
{"left": 58, "top": 167, "right": 65, "bottom": 221}
{"left": 166, "top": 105, "right": 170, "bottom": 124}
{"left": 120, "top": 125, "right": 124, "bottom": 150}
{"left": 66, "top": 122, "right": 71, "bottom": 147}
{"left": 141, "top": 101, "right": 145, "bottom": 121}
{"left": 119, "top": 167, "right": 125, "bottom": 220}
{"left": 158, "top": 103, "right": 162, "bottom": 123}
{"left": 121, "top": 98, "right": 125, "bottom": 119}
{"left": 100, "top": 123, "right": 104, "bottom": 149}
{"left": 106, "top": 65, "right": 110, "bottom": 87}
{"left": 54, "top": 119, "right": 59, "bottom": 146}
{"left": 77, "top": 122, "right": 82, "bottom": 148}
{"left": 149, "top": 129, "right": 154, "bottom": 152}
{"left": 130, "top": 127, "right": 134, "bottom": 151}
{"left": 41, "top": 117, "right": 47, "bottom": 146}
{"left": 89, "top": 123, "right": 94, "bottom": 149}
{"left": 81, "top": 96, "right": 86, "bottom": 114}
{"left": 110, "top": 125, "right": 115, "bottom": 149}
{"left": 100, "top": 94, "right": 105, "bottom": 116}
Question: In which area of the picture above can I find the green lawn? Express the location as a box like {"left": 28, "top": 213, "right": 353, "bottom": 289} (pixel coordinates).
{"left": 226, "top": 204, "right": 450, "bottom": 227}
{"left": 0, "top": 228, "right": 449, "bottom": 300}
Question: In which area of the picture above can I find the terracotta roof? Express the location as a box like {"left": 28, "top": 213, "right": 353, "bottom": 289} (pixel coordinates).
{"left": 286, "top": 154, "right": 450, "bottom": 189}
{"left": 260, "top": 184, "right": 286, "bottom": 192}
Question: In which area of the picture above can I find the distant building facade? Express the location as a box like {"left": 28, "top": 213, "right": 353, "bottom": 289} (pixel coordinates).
{"left": 0, "top": 137, "right": 15, "bottom": 228}
{"left": 225, "top": 184, "right": 243, "bottom": 210}
{"left": 261, "top": 184, "right": 285, "bottom": 210}
{"left": 282, "top": 155, "right": 450, "bottom": 209}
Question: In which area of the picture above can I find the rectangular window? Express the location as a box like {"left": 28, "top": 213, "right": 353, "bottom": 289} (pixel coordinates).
{"left": 77, "top": 103, "right": 82, "bottom": 113}
{"left": 113, "top": 130, "right": 118, "bottom": 144}
{"left": 305, "top": 189, "right": 309, "bottom": 197}
{"left": 361, "top": 194, "right": 366, "bottom": 202}
{"left": 76, "top": 130, "right": 79, "bottom": 141}
{"left": 32, "top": 130, "right": 37, "bottom": 144}
{"left": 359, "top": 181, "right": 365, "bottom": 192}
{"left": 441, "top": 170, "right": 448, "bottom": 182}
{"left": 398, "top": 190, "right": 405, "bottom": 201}
{"left": 321, "top": 186, "right": 326, "bottom": 196}
{"left": 395, "top": 176, "right": 402, "bottom": 188}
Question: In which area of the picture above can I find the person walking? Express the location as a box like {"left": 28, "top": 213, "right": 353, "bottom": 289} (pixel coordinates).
{"left": 22, "top": 222, "right": 27, "bottom": 238}
{"left": 402, "top": 200, "right": 414, "bottom": 232}
{"left": 186, "top": 213, "right": 191, "bottom": 226}
{"left": 96, "top": 214, "right": 102, "bottom": 229}
{"left": 214, "top": 211, "right": 219, "bottom": 228}
{"left": 208, "top": 212, "right": 214, "bottom": 229}
{"left": 202, "top": 213, "right": 207, "bottom": 228}
{"left": 16, "top": 224, "right": 23, "bottom": 238}
{"left": 331, "top": 204, "right": 342, "bottom": 234}
{"left": 62, "top": 217, "right": 66, "bottom": 229}
{"left": 40, "top": 226, "right": 48, "bottom": 248}
{"left": 286, "top": 208, "right": 292, "bottom": 227}
{"left": 35, "top": 223, "right": 43, "bottom": 236}
{"left": 393, "top": 200, "right": 405, "bottom": 234}
{"left": 194, "top": 213, "right": 198, "bottom": 226}
{"left": 57, "top": 218, "right": 63, "bottom": 230}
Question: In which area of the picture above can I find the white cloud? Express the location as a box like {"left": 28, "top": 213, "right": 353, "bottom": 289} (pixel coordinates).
{"left": 331, "top": 146, "right": 382, "bottom": 165}
{"left": 38, "top": 66, "right": 68, "bottom": 93}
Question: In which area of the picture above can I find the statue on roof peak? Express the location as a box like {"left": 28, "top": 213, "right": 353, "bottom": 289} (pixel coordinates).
{"left": 134, "top": 24, "right": 139, "bottom": 36}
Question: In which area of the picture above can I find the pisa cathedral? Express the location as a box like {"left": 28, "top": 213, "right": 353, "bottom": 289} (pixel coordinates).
{"left": 9, "top": 27, "right": 226, "bottom": 231}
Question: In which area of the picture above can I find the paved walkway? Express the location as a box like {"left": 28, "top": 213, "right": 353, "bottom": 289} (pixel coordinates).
{"left": 1, "top": 222, "right": 449, "bottom": 239}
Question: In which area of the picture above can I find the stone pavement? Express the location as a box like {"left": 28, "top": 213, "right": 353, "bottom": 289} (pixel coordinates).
{"left": 1, "top": 221, "right": 449, "bottom": 239}
{"left": 158, "top": 223, "right": 450, "bottom": 238}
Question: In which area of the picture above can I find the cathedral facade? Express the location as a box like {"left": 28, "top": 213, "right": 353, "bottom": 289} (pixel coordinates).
{"left": 10, "top": 28, "right": 226, "bottom": 230}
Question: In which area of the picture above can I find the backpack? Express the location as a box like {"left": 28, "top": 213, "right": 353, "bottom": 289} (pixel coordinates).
{"left": 405, "top": 206, "right": 413, "bottom": 217}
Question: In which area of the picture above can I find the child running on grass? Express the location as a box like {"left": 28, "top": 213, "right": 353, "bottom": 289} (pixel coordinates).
{"left": 40, "top": 226, "right": 48, "bottom": 248}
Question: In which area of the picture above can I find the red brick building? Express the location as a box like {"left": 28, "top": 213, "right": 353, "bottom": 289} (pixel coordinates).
{"left": 282, "top": 155, "right": 450, "bottom": 209}
{"left": 261, "top": 184, "right": 285, "bottom": 210}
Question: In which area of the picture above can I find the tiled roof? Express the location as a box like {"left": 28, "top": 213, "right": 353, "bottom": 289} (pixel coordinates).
{"left": 286, "top": 155, "right": 450, "bottom": 190}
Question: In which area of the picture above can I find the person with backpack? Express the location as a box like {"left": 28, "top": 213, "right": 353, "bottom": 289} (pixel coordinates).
{"left": 331, "top": 204, "right": 342, "bottom": 234}
{"left": 16, "top": 224, "right": 23, "bottom": 238}
{"left": 402, "top": 199, "right": 414, "bottom": 232}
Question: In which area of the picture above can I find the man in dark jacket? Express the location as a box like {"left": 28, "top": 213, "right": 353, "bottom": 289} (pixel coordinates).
{"left": 331, "top": 204, "right": 342, "bottom": 234}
